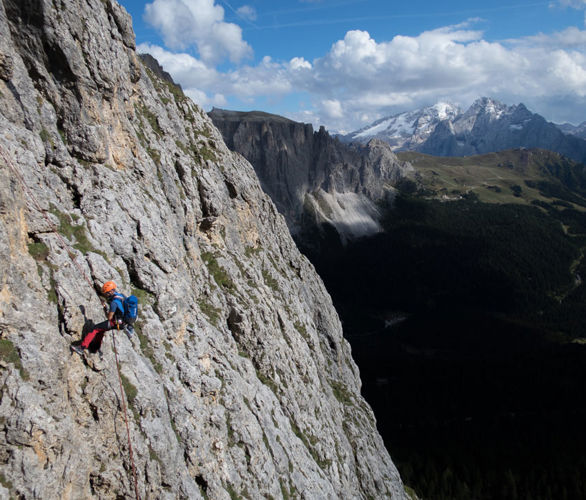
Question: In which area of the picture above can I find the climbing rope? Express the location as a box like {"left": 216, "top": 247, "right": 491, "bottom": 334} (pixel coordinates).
{"left": 0, "top": 143, "right": 140, "bottom": 499}
{"left": 114, "top": 322, "right": 140, "bottom": 500}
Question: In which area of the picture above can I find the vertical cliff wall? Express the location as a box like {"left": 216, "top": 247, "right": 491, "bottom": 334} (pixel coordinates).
{"left": 0, "top": 0, "right": 405, "bottom": 498}
{"left": 209, "top": 109, "right": 414, "bottom": 240}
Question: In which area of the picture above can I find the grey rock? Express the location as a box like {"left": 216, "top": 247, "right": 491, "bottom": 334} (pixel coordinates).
{"left": 139, "top": 53, "right": 181, "bottom": 90}
{"left": 0, "top": 0, "right": 406, "bottom": 499}
{"left": 0, "top": 51, "right": 12, "bottom": 80}
{"left": 209, "top": 108, "right": 415, "bottom": 241}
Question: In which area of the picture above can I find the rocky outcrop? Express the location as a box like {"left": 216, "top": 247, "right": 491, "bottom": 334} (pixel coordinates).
{"left": 0, "top": 0, "right": 405, "bottom": 498}
{"left": 139, "top": 53, "right": 181, "bottom": 90}
{"left": 209, "top": 108, "right": 414, "bottom": 241}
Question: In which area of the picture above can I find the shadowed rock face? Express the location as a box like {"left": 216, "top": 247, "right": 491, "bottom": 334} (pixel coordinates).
{"left": 0, "top": 0, "right": 405, "bottom": 499}
{"left": 209, "top": 108, "right": 415, "bottom": 241}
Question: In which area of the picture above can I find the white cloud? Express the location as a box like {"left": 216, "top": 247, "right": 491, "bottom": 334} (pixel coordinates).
{"left": 291, "top": 24, "right": 586, "bottom": 130}
{"left": 321, "top": 99, "right": 344, "bottom": 119}
{"left": 223, "top": 56, "right": 293, "bottom": 97}
{"left": 184, "top": 88, "right": 227, "bottom": 108}
{"left": 138, "top": 42, "right": 219, "bottom": 88}
{"left": 289, "top": 57, "right": 312, "bottom": 70}
{"left": 139, "top": 18, "right": 586, "bottom": 131}
{"left": 144, "top": 0, "right": 252, "bottom": 63}
{"left": 511, "top": 27, "right": 586, "bottom": 47}
{"left": 236, "top": 5, "right": 257, "bottom": 21}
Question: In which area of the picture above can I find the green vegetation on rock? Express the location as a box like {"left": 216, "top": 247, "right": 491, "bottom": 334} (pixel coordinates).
{"left": 202, "top": 252, "right": 234, "bottom": 290}
{"left": 0, "top": 338, "right": 29, "bottom": 380}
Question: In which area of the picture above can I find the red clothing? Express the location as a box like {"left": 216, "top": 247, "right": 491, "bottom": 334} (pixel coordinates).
{"left": 81, "top": 319, "right": 119, "bottom": 349}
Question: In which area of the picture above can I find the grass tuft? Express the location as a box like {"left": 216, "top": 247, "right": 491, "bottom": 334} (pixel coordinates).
{"left": 0, "top": 339, "right": 29, "bottom": 380}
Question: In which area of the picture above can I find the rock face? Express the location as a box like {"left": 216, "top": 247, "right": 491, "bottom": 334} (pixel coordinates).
{"left": 209, "top": 108, "right": 414, "bottom": 241}
{"left": 0, "top": 1, "right": 405, "bottom": 499}
{"left": 344, "top": 98, "right": 586, "bottom": 164}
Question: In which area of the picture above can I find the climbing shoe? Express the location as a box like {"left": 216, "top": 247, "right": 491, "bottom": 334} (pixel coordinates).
{"left": 70, "top": 344, "right": 85, "bottom": 356}
{"left": 124, "top": 325, "right": 135, "bottom": 340}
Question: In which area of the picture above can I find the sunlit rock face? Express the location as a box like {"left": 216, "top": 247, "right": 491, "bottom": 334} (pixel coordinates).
{"left": 0, "top": 0, "right": 407, "bottom": 498}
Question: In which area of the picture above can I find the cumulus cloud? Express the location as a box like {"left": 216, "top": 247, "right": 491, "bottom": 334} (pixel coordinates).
{"left": 139, "top": 16, "right": 586, "bottom": 131}
{"left": 144, "top": 0, "right": 252, "bottom": 63}
{"left": 289, "top": 57, "right": 312, "bottom": 70}
{"left": 321, "top": 99, "right": 344, "bottom": 119}
{"left": 291, "top": 24, "right": 586, "bottom": 130}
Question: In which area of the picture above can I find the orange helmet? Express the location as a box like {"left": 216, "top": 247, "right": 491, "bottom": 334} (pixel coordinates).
{"left": 102, "top": 281, "right": 116, "bottom": 294}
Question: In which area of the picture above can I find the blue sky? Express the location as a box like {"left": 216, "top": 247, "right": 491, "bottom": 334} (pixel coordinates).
{"left": 118, "top": 0, "right": 586, "bottom": 132}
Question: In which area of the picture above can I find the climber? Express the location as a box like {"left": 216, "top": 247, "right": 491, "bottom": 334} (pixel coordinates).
{"left": 71, "top": 281, "right": 136, "bottom": 356}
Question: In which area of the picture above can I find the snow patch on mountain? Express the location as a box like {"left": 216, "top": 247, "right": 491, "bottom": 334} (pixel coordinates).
{"left": 347, "top": 102, "right": 461, "bottom": 150}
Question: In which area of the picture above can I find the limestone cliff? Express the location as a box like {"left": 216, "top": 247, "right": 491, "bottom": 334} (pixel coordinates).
{"left": 208, "top": 109, "right": 415, "bottom": 241}
{"left": 0, "top": 0, "right": 405, "bottom": 498}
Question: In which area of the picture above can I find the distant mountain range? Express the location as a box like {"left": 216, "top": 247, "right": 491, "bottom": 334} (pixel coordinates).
{"left": 556, "top": 121, "right": 586, "bottom": 140}
{"left": 341, "top": 98, "right": 586, "bottom": 163}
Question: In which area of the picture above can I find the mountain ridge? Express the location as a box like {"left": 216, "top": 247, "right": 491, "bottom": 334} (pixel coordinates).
{"left": 342, "top": 98, "right": 586, "bottom": 164}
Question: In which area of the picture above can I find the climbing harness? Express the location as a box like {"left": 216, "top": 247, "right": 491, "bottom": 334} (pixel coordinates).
{"left": 0, "top": 144, "right": 140, "bottom": 499}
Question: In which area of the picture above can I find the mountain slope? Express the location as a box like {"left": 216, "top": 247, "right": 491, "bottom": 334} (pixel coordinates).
{"left": 209, "top": 108, "right": 414, "bottom": 241}
{"left": 0, "top": 0, "right": 405, "bottom": 498}
{"left": 346, "top": 98, "right": 586, "bottom": 163}
{"left": 397, "top": 148, "right": 586, "bottom": 206}
{"left": 556, "top": 121, "right": 586, "bottom": 140}
{"left": 341, "top": 102, "right": 461, "bottom": 150}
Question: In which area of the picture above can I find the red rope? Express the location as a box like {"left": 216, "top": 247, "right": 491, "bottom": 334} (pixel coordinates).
{"left": 1, "top": 144, "right": 140, "bottom": 499}
{"left": 113, "top": 322, "right": 141, "bottom": 500}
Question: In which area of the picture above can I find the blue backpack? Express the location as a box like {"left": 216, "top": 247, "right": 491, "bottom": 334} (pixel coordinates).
{"left": 112, "top": 292, "right": 138, "bottom": 325}
{"left": 123, "top": 295, "right": 138, "bottom": 325}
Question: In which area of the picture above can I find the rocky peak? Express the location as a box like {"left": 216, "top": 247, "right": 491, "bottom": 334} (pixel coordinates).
{"left": 139, "top": 52, "right": 181, "bottom": 90}
{"left": 466, "top": 97, "right": 510, "bottom": 117}
{"left": 0, "top": 0, "right": 406, "bottom": 498}
{"left": 556, "top": 121, "right": 586, "bottom": 140}
{"left": 342, "top": 102, "right": 460, "bottom": 150}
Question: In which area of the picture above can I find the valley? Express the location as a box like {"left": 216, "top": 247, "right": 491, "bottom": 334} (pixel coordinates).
{"left": 210, "top": 103, "right": 586, "bottom": 499}
{"left": 297, "top": 153, "right": 586, "bottom": 499}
